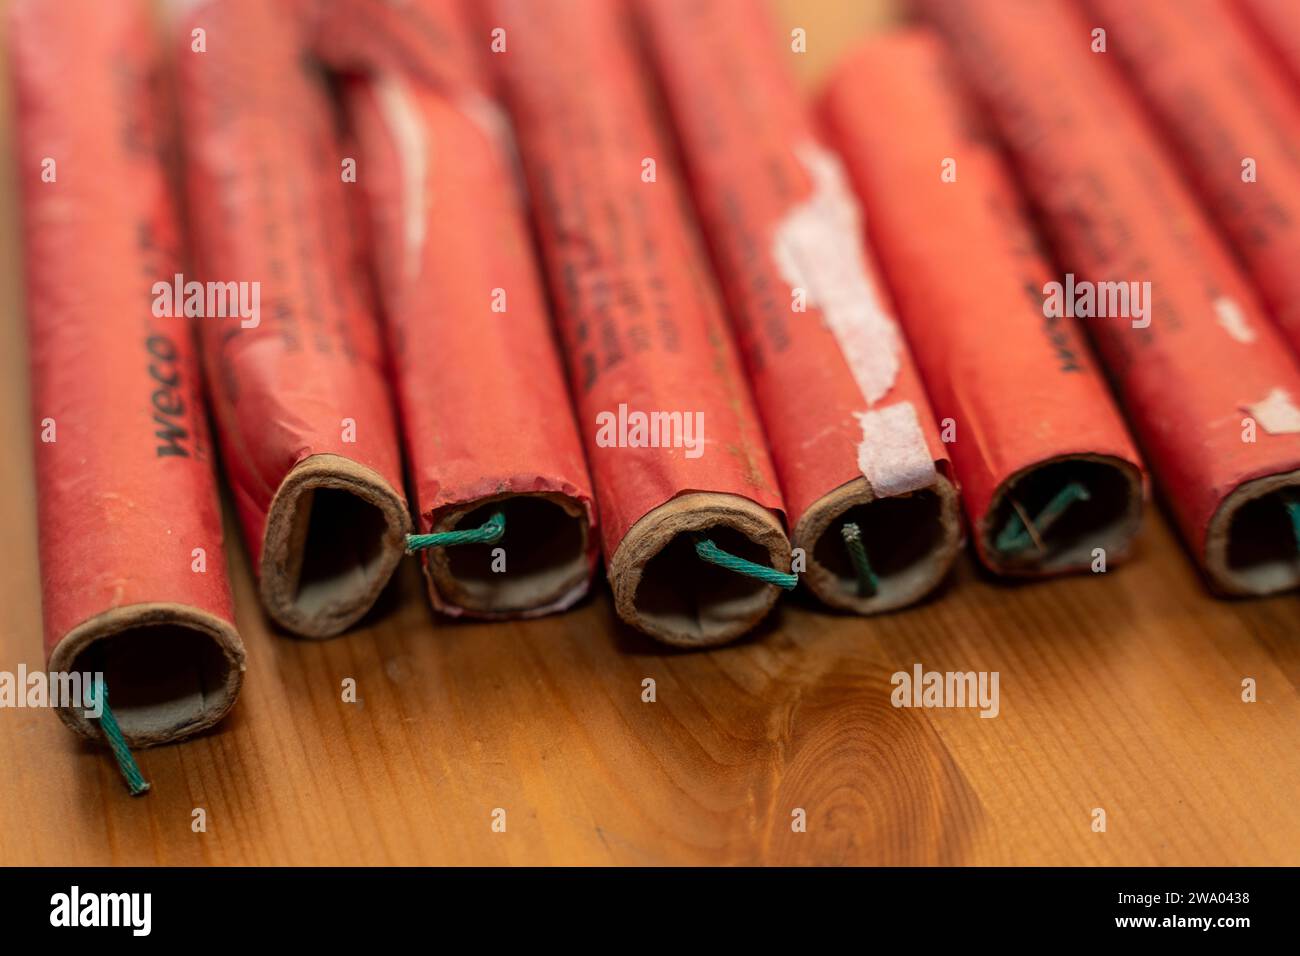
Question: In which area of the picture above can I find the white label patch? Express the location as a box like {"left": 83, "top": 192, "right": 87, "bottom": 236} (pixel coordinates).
{"left": 772, "top": 143, "right": 901, "bottom": 405}
{"left": 374, "top": 75, "right": 429, "bottom": 285}
{"left": 1215, "top": 296, "right": 1255, "bottom": 344}
{"left": 855, "top": 404, "right": 935, "bottom": 498}
{"left": 1245, "top": 388, "right": 1300, "bottom": 434}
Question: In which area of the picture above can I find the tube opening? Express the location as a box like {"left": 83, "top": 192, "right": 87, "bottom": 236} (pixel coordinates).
{"left": 292, "top": 486, "right": 393, "bottom": 616}
{"left": 437, "top": 494, "right": 588, "bottom": 613}
{"left": 634, "top": 524, "right": 776, "bottom": 643}
{"left": 813, "top": 488, "right": 944, "bottom": 596}
{"left": 986, "top": 458, "right": 1138, "bottom": 572}
{"left": 1223, "top": 487, "right": 1300, "bottom": 591}
{"left": 69, "top": 623, "right": 234, "bottom": 742}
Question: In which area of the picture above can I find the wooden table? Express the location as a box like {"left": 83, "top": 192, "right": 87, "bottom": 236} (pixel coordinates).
{"left": 2, "top": 0, "right": 1298, "bottom": 867}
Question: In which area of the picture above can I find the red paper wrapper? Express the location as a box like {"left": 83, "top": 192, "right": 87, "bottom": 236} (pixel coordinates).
{"left": 636, "top": 0, "right": 961, "bottom": 612}
{"left": 12, "top": 0, "right": 244, "bottom": 745}
{"left": 820, "top": 30, "right": 1146, "bottom": 575}
{"left": 340, "top": 2, "right": 598, "bottom": 619}
{"left": 294, "top": 0, "right": 457, "bottom": 86}
{"left": 922, "top": 0, "right": 1300, "bottom": 594}
{"left": 1085, "top": 0, "right": 1300, "bottom": 356}
{"left": 176, "top": 0, "right": 411, "bottom": 637}
{"left": 482, "top": 0, "right": 791, "bottom": 645}
{"left": 1237, "top": 0, "right": 1300, "bottom": 92}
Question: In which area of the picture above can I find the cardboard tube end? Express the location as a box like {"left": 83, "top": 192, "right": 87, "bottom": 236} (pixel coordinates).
{"left": 260, "top": 453, "right": 411, "bottom": 638}
{"left": 422, "top": 491, "right": 593, "bottom": 618}
{"left": 47, "top": 603, "right": 245, "bottom": 749}
{"left": 610, "top": 492, "right": 790, "bottom": 647}
{"left": 1205, "top": 468, "right": 1300, "bottom": 596}
{"left": 797, "top": 475, "right": 961, "bottom": 614}
{"left": 980, "top": 454, "right": 1144, "bottom": 576}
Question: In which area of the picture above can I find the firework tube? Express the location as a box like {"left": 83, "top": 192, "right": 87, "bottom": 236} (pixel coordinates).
{"left": 820, "top": 29, "right": 1145, "bottom": 575}
{"left": 922, "top": 0, "right": 1300, "bottom": 595}
{"left": 341, "top": 16, "right": 598, "bottom": 618}
{"left": 11, "top": 0, "right": 245, "bottom": 764}
{"left": 175, "top": 0, "right": 410, "bottom": 636}
{"left": 1084, "top": 0, "right": 1300, "bottom": 357}
{"left": 483, "top": 0, "right": 790, "bottom": 646}
{"left": 1236, "top": 0, "right": 1300, "bottom": 93}
{"left": 636, "top": 0, "right": 960, "bottom": 611}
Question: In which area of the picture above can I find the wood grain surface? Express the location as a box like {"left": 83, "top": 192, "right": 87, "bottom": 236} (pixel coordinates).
{"left": 2, "top": 0, "right": 1298, "bottom": 867}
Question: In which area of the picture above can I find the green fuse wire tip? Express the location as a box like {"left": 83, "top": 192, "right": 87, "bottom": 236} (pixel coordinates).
{"left": 407, "top": 510, "right": 505, "bottom": 552}
{"left": 995, "top": 482, "right": 1090, "bottom": 555}
{"left": 840, "top": 521, "right": 879, "bottom": 598}
{"left": 87, "top": 676, "right": 150, "bottom": 797}
{"left": 694, "top": 537, "right": 798, "bottom": 590}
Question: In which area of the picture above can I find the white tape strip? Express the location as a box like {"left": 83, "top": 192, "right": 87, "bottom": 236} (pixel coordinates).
{"left": 1215, "top": 296, "right": 1256, "bottom": 344}
{"left": 773, "top": 142, "right": 935, "bottom": 496}
{"left": 1245, "top": 387, "right": 1300, "bottom": 435}
{"left": 855, "top": 404, "right": 937, "bottom": 498}
{"left": 773, "top": 143, "right": 901, "bottom": 404}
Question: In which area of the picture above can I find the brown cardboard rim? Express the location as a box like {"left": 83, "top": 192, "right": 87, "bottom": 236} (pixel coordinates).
{"left": 977, "top": 452, "right": 1145, "bottom": 576}
{"left": 1205, "top": 467, "right": 1300, "bottom": 595}
{"left": 259, "top": 452, "right": 411, "bottom": 638}
{"left": 47, "top": 602, "right": 246, "bottom": 748}
{"left": 609, "top": 491, "right": 791, "bottom": 647}
{"left": 795, "top": 473, "right": 961, "bottom": 614}
{"left": 422, "top": 490, "right": 594, "bottom": 619}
